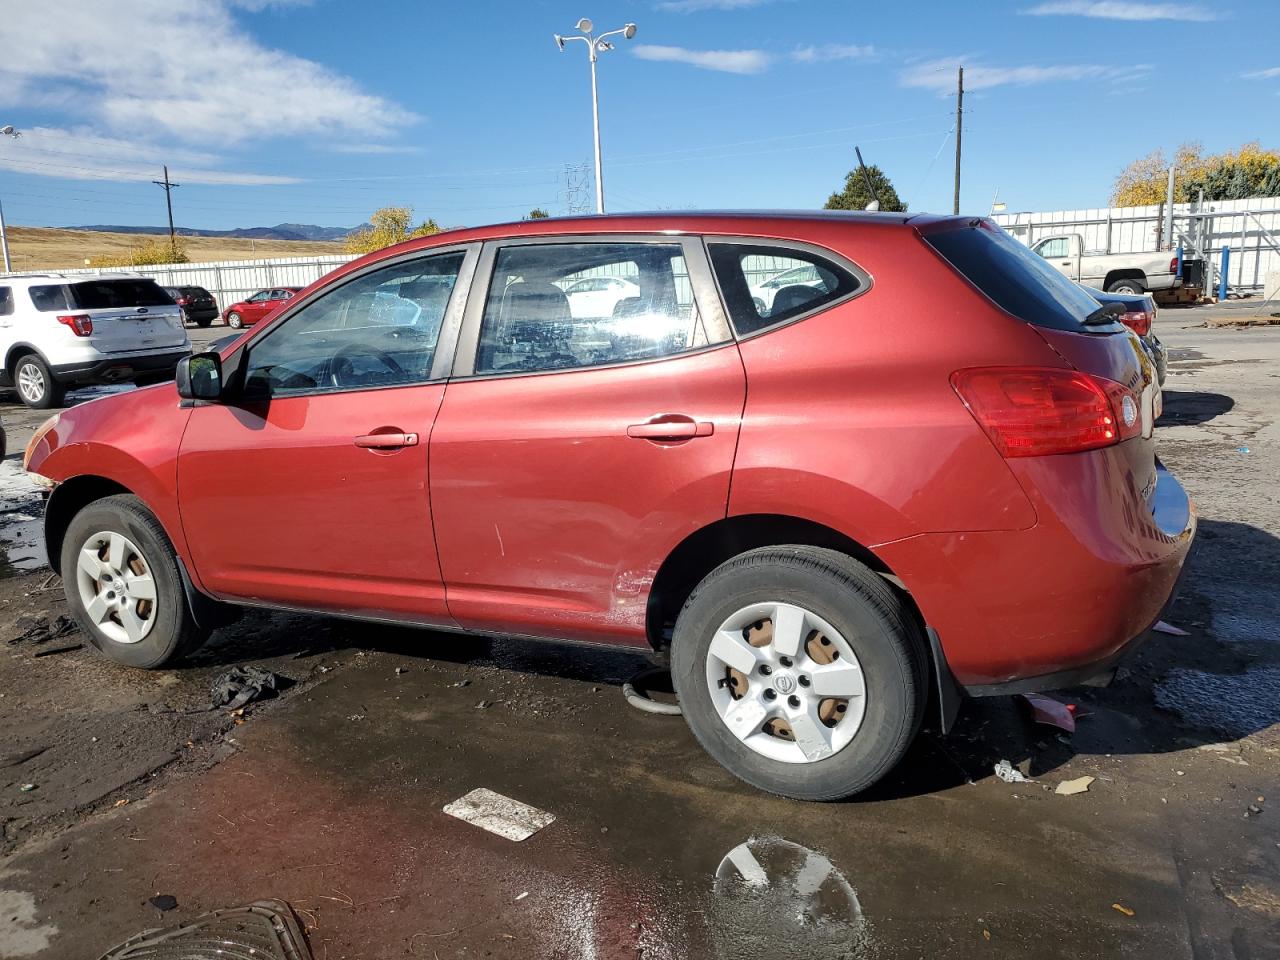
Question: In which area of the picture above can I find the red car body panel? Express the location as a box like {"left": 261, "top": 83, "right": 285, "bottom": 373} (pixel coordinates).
{"left": 430, "top": 342, "right": 746, "bottom": 647}
{"left": 25, "top": 212, "right": 1195, "bottom": 694}
{"left": 223, "top": 288, "right": 300, "bottom": 327}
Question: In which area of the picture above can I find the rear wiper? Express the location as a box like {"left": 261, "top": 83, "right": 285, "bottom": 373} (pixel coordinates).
{"left": 1083, "top": 301, "right": 1126, "bottom": 326}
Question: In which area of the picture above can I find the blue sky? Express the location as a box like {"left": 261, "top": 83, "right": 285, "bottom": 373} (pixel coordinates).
{"left": 0, "top": 0, "right": 1276, "bottom": 231}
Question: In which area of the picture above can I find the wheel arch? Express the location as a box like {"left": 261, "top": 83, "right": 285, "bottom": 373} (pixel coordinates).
{"left": 1103, "top": 269, "right": 1147, "bottom": 290}
{"left": 646, "top": 513, "right": 961, "bottom": 731}
{"left": 5, "top": 342, "right": 47, "bottom": 377}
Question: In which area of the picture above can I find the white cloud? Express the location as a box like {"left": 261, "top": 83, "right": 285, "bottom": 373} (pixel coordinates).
{"left": 632, "top": 45, "right": 773, "bottom": 74}
{"left": 0, "top": 128, "right": 301, "bottom": 185}
{"left": 1022, "top": 1, "right": 1218, "bottom": 21}
{"left": 792, "top": 44, "right": 875, "bottom": 63}
{"left": 656, "top": 0, "right": 781, "bottom": 11}
{"left": 900, "top": 57, "right": 1150, "bottom": 93}
{"left": 1242, "top": 67, "right": 1280, "bottom": 79}
{"left": 0, "top": 0, "right": 416, "bottom": 146}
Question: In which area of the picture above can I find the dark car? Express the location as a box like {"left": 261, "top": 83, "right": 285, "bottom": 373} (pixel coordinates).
{"left": 1087, "top": 287, "right": 1166, "bottom": 385}
{"left": 163, "top": 286, "right": 219, "bottom": 328}
{"left": 25, "top": 212, "right": 1194, "bottom": 801}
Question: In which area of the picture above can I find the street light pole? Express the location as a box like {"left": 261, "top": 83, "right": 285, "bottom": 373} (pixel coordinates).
{"left": 554, "top": 19, "right": 637, "bottom": 215}
{"left": 0, "top": 125, "right": 20, "bottom": 274}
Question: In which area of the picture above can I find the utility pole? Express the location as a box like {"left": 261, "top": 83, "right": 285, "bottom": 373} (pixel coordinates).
{"left": 152, "top": 165, "right": 180, "bottom": 250}
{"left": 953, "top": 66, "right": 964, "bottom": 215}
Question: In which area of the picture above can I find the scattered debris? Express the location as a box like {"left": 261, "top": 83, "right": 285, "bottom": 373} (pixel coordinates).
{"left": 149, "top": 895, "right": 178, "bottom": 912}
{"left": 514, "top": 892, "right": 529, "bottom": 902}
{"left": 443, "top": 787, "right": 556, "bottom": 842}
{"left": 982, "top": 928, "right": 992, "bottom": 941}
{"left": 993, "top": 760, "right": 1031, "bottom": 784}
{"left": 347, "top": 714, "right": 365, "bottom": 722}
{"left": 19, "top": 783, "right": 36, "bottom": 793}
{"left": 1245, "top": 804, "right": 1263, "bottom": 818}
{"left": 210, "top": 666, "right": 285, "bottom": 710}
{"left": 33, "top": 642, "right": 83, "bottom": 658}
{"left": 7, "top": 614, "right": 78, "bottom": 647}
{"left": 1018, "top": 693, "right": 1077, "bottom": 733}
{"left": 99, "top": 900, "right": 310, "bottom": 959}
{"left": 395, "top": 667, "right": 406, "bottom": 675}
{"left": 1237, "top": 447, "right": 1251, "bottom": 454}
{"left": 1055, "top": 776, "right": 1095, "bottom": 796}
{"left": 1153, "top": 620, "right": 1190, "bottom": 636}
{"left": 1112, "top": 903, "right": 1135, "bottom": 917}
{"left": 452, "top": 679, "right": 471, "bottom": 688}
{"left": 475, "top": 700, "right": 493, "bottom": 710}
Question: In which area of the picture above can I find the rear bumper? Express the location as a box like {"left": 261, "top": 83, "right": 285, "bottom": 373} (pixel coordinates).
{"left": 49, "top": 349, "right": 191, "bottom": 385}
{"left": 876, "top": 459, "right": 1196, "bottom": 690}
{"left": 181, "top": 307, "right": 219, "bottom": 323}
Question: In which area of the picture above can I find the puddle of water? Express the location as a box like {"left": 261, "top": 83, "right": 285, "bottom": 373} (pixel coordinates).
{"left": 0, "top": 461, "right": 46, "bottom": 574}
{"left": 1155, "top": 666, "right": 1280, "bottom": 739}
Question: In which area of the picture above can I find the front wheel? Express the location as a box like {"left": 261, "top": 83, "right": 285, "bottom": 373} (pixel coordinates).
{"left": 227, "top": 312, "right": 243, "bottom": 329}
{"left": 14, "top": 354, "right": 66, "bottom": 409}
{"left": 671, "top": 546, "right": 927, "bottom": 801}
{"left": 61, "top": 494, "right": 208, "bottom": 668}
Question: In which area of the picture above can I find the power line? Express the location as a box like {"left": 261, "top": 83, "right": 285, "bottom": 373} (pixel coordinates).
{"left": 151, "top": 165, "right": 180, "bottom": 245}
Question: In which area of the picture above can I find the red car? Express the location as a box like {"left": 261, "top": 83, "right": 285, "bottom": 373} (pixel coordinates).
{"left": 222, "top": 287, "right": 301, "bottom": 328}
{"left": 24, "top": 212, "right": 1194, "bottom": 800}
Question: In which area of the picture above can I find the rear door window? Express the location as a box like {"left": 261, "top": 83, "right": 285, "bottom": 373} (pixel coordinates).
{"left": 707, "top": 243, "right": 861, "bottom": 336}
{"left": 29, "top": 285, "right": 70, "bottom": 312}
{"left": 474, "top": 242, "right": 709, "bottom": 375}
{"left": 924, "top": 221, "right": 1103, "bottom": 332}
{"left": 66, "top": 279, "right": 174, "bottom": 309}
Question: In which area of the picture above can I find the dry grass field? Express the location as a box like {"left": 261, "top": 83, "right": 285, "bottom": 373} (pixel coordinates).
{"left": 3, "top": 226, "right": 345, "bottom": 271}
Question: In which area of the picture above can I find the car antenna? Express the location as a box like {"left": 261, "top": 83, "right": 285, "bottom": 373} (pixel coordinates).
{"left": 855, "top": 146, "right": 881, "bottom": 212}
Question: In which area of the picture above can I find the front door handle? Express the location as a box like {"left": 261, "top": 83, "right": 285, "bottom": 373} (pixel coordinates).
{"left": 627, "top": 416, "right": 714, "bottom": 441}
{"left": 354, "top": 431, "right": 419, "bottom": 449}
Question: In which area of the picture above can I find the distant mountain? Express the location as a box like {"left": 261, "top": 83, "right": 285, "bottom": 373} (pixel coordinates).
{"left": 67, "top": 223, "right": 366, "bottom": 242}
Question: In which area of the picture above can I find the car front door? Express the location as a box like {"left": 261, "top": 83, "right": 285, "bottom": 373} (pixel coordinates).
{"left": 430, "top": 237, "right": 745, "bottom": 646}
{"left": 177, "top": 246, "right": 477, "bottom": 620}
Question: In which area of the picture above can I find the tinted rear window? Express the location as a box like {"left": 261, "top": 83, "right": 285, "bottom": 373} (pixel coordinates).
{"left": 67, "top": 279, "right": 174, "bottom": 309}
{"left": 924, "top": 221, "right": 1103, "bottom": 331}
{"left": 708, "top": 243, "right": 862, "bottom": 336}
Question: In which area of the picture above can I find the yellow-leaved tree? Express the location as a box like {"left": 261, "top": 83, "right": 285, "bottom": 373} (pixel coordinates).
{"left": 345, "top": 206, "right": 441, "bottom": 254}
{"left": 1111, "top": 142, "right": 1280, "bottom": 206}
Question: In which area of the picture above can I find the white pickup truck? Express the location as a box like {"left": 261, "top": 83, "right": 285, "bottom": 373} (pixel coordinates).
{"left": 1030, "top": 234, "right": 1181, "bottom": 295}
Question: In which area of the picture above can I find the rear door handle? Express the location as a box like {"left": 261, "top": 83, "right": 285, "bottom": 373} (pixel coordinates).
{"left": 626, "top": 417, "right": 714, "bottom": 441}
{"left": 354, "top": 431, "right": 419, "bottom": 449}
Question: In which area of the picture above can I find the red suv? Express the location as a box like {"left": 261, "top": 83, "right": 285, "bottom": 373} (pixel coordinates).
{"left": 24, "top": 213, "right": 1194, "bottom": 800}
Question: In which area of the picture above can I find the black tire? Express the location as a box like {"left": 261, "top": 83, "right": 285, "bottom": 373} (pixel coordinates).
{"left": 60, "top": 494, "right": 208, "bottom": 668}
{"left": 227, "top": 312, "right": 243, "bottom": 329}
{"left": 196, "top": 317, "right": 213, "bottom": 328}
{"left": 1107, "top": 278, "right": 1145, "bottom": 294}
{"left": 13, "top": 353, "right": 66, "bottom": 410}
{"left": 671, "top": 546, "right": 927, "bottom": 801}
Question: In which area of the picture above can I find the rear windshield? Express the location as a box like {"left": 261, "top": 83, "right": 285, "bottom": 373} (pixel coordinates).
{"left": 65, "top": 279, "right": 174, "bottom": 310}
{"left": 923, "top": 221, "right": 1103, "bottom": 331}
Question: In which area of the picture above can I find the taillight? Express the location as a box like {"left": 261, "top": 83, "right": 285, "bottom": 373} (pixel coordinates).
{"left": 951, "top": 366, "right": 1142, "bottom": 458}
{"left": 57, "top": 314, "right": 93, "bottom": 337}
{"left": 175, "top": 297, "right": 191, "bottom": 305}
{"left": 1169, "top": 256, "right": 1179, "bottom": 275}
{"left": 1119, "top": 309, "right": 1152, "bottom": 336}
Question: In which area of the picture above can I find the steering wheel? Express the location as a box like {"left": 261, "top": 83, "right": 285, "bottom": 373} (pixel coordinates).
{"left": 328, "top": 342, "right": 406, "bottom": 387}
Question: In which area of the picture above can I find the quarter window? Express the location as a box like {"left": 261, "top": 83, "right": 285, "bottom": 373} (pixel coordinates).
{"left": 0, "top": 287, "right": 12, "bottom": 317}
{"left": 242, "top": 252, "right": 465, "bottom": 397}
{"left": 707, "top": 243, "right": 861, "bottom": 335}
{"left": 475, "top": 242, "right": 708, "bottom": 375}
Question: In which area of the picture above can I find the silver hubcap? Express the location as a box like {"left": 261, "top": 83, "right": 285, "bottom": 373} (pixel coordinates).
{"left": 229, "top": 314, "right": 241, "bottom": 327}
{"left": 75, "top": 531, "right": 158, "bottom": 644}
{"left": 706, "top": 602, "right": 866, "bottom": 764}
{"left": 17, "top": 363, "right": 45, "bottom": 404}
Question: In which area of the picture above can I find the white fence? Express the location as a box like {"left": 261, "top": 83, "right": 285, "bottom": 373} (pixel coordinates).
{"left": 993, "top": 196, "right": 1280, "bottom": 294}
{"left": 46, "top": 253, "right": 358, "bottom": 310}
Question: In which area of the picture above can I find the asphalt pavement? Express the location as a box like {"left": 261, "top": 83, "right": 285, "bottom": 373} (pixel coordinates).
{"left": 0, "top": 306, "right": 1277, "bottom": 959}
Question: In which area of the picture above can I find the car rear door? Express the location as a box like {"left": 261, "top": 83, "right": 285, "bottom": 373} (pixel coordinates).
{"left": 429, "top": 236, "right": 745, "bottom": 646}
{"left": 177, "top": 246, "right": 478, "bottom": 620}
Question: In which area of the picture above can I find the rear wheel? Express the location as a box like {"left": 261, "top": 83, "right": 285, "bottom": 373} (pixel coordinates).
{"left": 14, "top": 354, "right": 65, "bottom": 409}
{"left": 671, "top": 546, "right": 926, "bottom": 801}
{"left": 61, "top": 495, "right": 208, "bottom": 668}
{"left": 196, "top": 317, "right": 213, "bottom": 328}
{"left": 227, "top": 312, "right": 243, "bottom": 329}
{"left": 1107, "top": 278, "right": 1145, "bottom": 294}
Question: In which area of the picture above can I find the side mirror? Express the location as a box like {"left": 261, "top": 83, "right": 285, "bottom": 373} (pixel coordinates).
{"left": 175, "top": 352, "right": 223, "bottom": 401}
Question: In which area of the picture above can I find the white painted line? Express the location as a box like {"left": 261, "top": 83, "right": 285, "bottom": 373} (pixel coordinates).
{"left": 443, "top": 788, "right": 556, "bottom": 842}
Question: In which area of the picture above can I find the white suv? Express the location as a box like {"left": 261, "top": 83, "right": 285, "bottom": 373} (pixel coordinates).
{"left": 0, "top": 274, "right": 192, "bottom": 408}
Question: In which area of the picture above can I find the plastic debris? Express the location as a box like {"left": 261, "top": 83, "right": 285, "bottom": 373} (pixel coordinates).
{"left": 99, "top": 900, "right": 310, "bottom": 959}
{"left": 514, "top": 891, "right": 529, "bottom": 902}
{"left": 1055, "top": 775, "right": 1095, "bottom": 796}
{"left": 19, "top": 783, "right": 36, "bottom": 792}
{"left": 1153, "top": 620, "right": 1190, "bottom": 636}
{"left": 148, "top": 894, "right": 178, "bottom": 912}
{"left": 1237, "top": 447, "right": 1250, "bottom": 453}
{"left": 8, "top": 614, "right": 78, "bottom": 647}
{"left": 443, "top": 787, "right": 556, "bottom": 842}
{"left": 1112, "top": 903, "right": 1135, "bottom": 917}
{"left": 210, "top": 666, "right": 284, "bottom": 710}
{"left": 1019, "top": 693, "right": 1077, "bottom": 733}
{"left": 993, "top": 760, "right": 1031, "bottom": 783}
